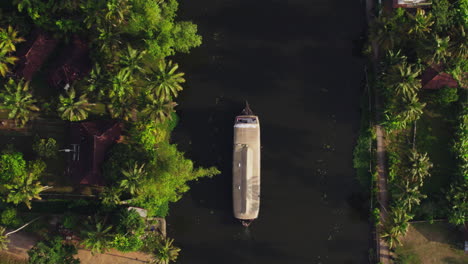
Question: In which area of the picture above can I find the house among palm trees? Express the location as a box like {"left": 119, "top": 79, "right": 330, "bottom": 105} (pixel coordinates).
{"left": 14, "top": 30, "right": 58, "bottom": 81}
{"left": 421, "top": 65, "right": 460, "bottom": 90}
{"left": 68, "top": 120, "right": 122, "bottom": 185}
{"left": 48, "top": 35, "right": 91, "bottom": 89}
{"left": 393, "top": 0, "right": 431, "bottom": 8}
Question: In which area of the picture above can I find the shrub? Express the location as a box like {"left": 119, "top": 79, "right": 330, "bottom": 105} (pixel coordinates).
{"left": 27, "top": 236, "right": 80, "bottom": 264}
{"left": 112, "top": 234, "right": 143, "bottom": 252}
{"left": 116, "top": 208, "right": 145, "bottom": 235}
{"left": 0, "top": 207, "right": 20, "bottom": 227}
{"left": 32, "top": 138, "right": 58, "bottom": 159}
{"left": 430, "top": 88, "right": 459, "bottom": 106}
{"left": 62, "top": 212, "right": 78, "bottom": 229}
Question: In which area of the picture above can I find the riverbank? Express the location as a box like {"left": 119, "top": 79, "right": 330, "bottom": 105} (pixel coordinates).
{"left": 362, "top": 0, "right": 468, "bottom": 263}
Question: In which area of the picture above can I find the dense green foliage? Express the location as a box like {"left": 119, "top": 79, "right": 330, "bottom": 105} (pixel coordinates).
{"left": 0, "top": 148, "right": 45, "bottom": 209}
{"left": 27, "top": 236, "right": 80, "bottom": 264}
{"left": 0, "top": 78, "right": 39, "bottom": 127}
{"left": 446, "top": 99, "right": 468, "bottom": 226}
{"left": 0, "top": 207, "right": 20, "bottom": 228}
{"left": 32, "top": 137, "right": 58, "bottom": 159}
{"left": 368, "top": 1, "right": 468, "bottom": 249}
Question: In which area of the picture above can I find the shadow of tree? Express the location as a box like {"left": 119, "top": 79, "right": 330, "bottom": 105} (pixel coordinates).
{"left": 442, "top": 257, "right": 468, "bottom": 264}
{"left": 412, "top": 222, "right": 463, "bottom": 246}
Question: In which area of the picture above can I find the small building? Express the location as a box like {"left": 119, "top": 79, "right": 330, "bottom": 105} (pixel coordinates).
{"left": 69, "top": 120, "right": 122, "bottom": 185}
{"left": 14, "top": 30, "right": 58, "bottom": 81}
{"left": 48, "top": 35, "right": 91, "bottom": 89}
{"left": 393, "top": 0, "right": 431, "bottom": 8}
{"left": 421, "top": 66, "right": 460, "bottom": 90}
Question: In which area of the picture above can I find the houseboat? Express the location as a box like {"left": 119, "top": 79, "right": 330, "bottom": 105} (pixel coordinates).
{"left": 233, "top": 103, "right": 260, "bottom": 227}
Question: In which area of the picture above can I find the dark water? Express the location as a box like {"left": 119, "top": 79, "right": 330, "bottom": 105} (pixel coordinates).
{"left": 168, "top": 0, "right": 370, "bottom": 263}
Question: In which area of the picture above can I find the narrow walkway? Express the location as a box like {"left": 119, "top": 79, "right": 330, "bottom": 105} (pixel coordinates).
{"left": 365, "top": 0, "right": 392, "bottom": 263}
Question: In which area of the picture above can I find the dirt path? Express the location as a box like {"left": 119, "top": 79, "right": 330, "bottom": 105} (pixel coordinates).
{"left": 1, "top": 231, "right": 39, "bottom": 261}
{"left": 0, "top": 231, "right": 152, "bottom": 264}
{"left": 364, "top": 0, "right": 392, "bottom": 263}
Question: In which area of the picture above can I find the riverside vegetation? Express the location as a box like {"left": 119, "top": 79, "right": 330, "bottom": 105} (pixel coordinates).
{"left": 0, "top": 0, "right": 220, "bottom": 263}
{"left": 354, "top": 0, "right": 467, "bottom": 261}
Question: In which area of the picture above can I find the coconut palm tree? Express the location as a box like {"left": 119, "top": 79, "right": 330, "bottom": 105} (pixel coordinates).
{"left": 384, "top": 50, "right": 407, "bottom": 70}
{"left": 0, "top": 25, "right": 25, "bottom": 52}
{"left": 151, "top": 237, "right": 181, "bottom": 264}
{"left": 0, "top": 50, "right": 18, "bottom": 77}
{"left": 370, "top": 15, "right": 397, "bottom": 51}
{"left": 427, "top": 34, "right": 451, "bottom": 64}
{"left": 141, "top": 95, "right": 177, "bottom": 123}
{"left": 119, "top": 44, "right": 146, "bottom": 74}
{"left": 387, "top": 62, "right": 421, "bottom": 98}
{"left": 110, "top": 69, "right": 133, "bottom": 101}
{"left": 5, "top": 171, "right": 45, "bottom": 209}
{"left": 407, "top": 9, "right": 434, "bottom": 38}
{"left": 0, "top": 216, "right": 41, "bottom": 250}
{"left": 381, "top": 227, "right": 401, "bottom": 249}
{"left": 100, "top": 187, "right": 121, "bottom": 206}
{"left": 107, "top": 97, "right": 135, "bottom": 121}
{"left": 408, "top": 150, "right": 433, "bottom": 187}
{"left": 58, "top": 88, "right": 91, "bottom": 121}
{"left": 146, "top": 60, "right": 185, "bottom": 101}
{"left": 120, "top": 163, "right": 146, "bottom": 196}
{"left": 398, "top": 94, "right": 426, "bottom": 123}
{"left": 0, "top": 78, "right": 39, "bottom": 126}
{"left": 0, "top": 227, "right": 9, "bottom": 250}
{"left": 450, "top": 26, "right": 468, "bottom": 60}
{"left": 104, "top": 0, "right": 130, "bottom": 27}
{"left": 81, "top": 217, "right": 113, "bottom": 255}
{"left": 395, "top": 183, "right": 426, "bottom": 211}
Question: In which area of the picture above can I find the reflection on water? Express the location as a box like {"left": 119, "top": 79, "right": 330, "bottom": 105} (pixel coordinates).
{"left": 168, "top": 0, "right": 370, "bottom": 263}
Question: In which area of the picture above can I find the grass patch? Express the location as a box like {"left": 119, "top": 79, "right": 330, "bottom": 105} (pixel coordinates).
{"left": 398, "top": 222, "right": 467, "bottom": 264}
{"left": 0, "top": 253, "right": 27, "bottom": 264}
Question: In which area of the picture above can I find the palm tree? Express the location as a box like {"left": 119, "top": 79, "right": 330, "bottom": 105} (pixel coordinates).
{"left": 370, "top": 15, "right": 397, "bottom": 51}
{"left": 395, "top": 183, "right": 426, "bottom": 211}
{"left": 0, "top": 25, "right": 25, "bottom": 52}
{"left": 120, "top": 163, "right": 146, "bottom": 195}
{"left": 119, "top": 44, "right": 146, "bottom": 74}
{"left": 151, "top": 237, "right": 181, "bottom": 264}
{"left": 58, "top": 88, "right": 91, "bottom": 121}
{"left": 110, "top": 69, "right": 133, "bottom": 101}
{"left": 107, "top": 98, "right": 135, "bottom": 121}
{"left": 387, "top": 62, "right": 421, "bottom": 98}
{"left": 104, "top": 0, "right": 130, "bottom": 27}
{"left": 141, "top": 95, "right": 177, "bottom": 123}
{"left": 408, "top": 150, "right": 433, "bottom": 187}
{"left": 450, "top": 26, "right": 468, "bottom": 60}
{"left": 0, "top": 50, "right": 18, "bottom": 77}
{"left": 0, "top": 78, "right": 39, "bottom": 126}
{"left": 81, "top": 216, "right": 113, "bottom": 255}
{"left": 0, "top": 227, "right": 9, "bottom": 250}
{"left": 427, "top": 35, "right": 451, "bottom": 64}
{"left": 398, "top": 94, "right": 426, "bottom": 123}
{"left": 146, "top": 60, "right": 185, "bottom": 101}
{"left": 407, "top": 9, "right": 434, "bottom": 37}
{"left": 5, "top": 171, "right": 45, "bottom": 209}
{"left": 100, "top": 187, "right": 121, "bottom": 207}
{"left": 383, "top": 50, "right": 407, "bottom": 70}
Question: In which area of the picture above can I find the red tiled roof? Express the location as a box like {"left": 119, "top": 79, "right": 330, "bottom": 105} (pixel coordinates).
{"left": 48, "top": 35, "right": 91, "bottom": 89}
{"left": 69, "top": 121, "right": 122, "bottom": 185}
{"left": 14, "top": 31, "right": 58, "bottom": 81}
{"left": 421, "top": 66, "right": 459, "bottom": 90}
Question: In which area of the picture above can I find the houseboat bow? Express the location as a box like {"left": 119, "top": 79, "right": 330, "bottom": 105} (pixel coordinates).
{"left": 233, "top": 102, "right": 261, "bottom": 227}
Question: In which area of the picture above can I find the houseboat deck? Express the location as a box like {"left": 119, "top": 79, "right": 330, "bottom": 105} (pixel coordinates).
{"left": 233, "top": 115, "right": 260, "bottom": 222}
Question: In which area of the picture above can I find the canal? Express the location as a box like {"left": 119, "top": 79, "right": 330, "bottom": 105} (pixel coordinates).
{"left": 168, "top": 0, "right": 370, "bottom": 263}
